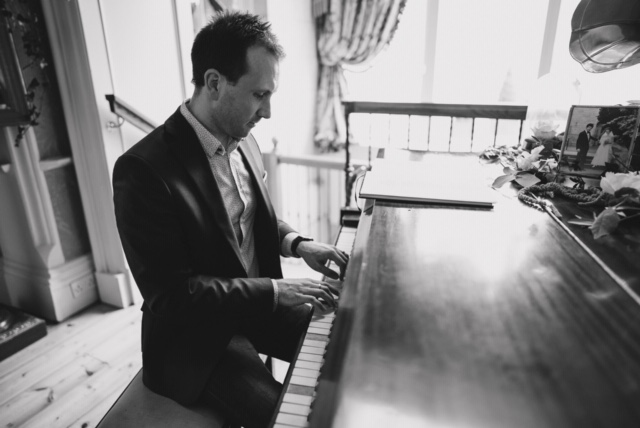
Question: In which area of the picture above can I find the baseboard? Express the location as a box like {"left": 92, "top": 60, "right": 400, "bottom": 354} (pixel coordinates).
{"left": 95, "top": 270, "right": 133, "bottom": 309}
{"left": 3, "top": 254, "right": 98, "bottom": 322}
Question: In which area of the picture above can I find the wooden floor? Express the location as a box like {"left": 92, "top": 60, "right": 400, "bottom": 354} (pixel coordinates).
{"left": 0, "top": 303, "right": 142, "bottom": 428}
{"left": 0, "top": 259, "right": 311, "bottom": 428}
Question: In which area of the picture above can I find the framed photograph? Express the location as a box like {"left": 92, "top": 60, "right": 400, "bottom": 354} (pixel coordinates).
{"left": 557, "top": 105, "right": 640, "bottom": 179}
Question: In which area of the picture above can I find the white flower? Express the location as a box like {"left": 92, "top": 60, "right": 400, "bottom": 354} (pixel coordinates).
{"left": 516, "top": 145, "right": 545, "bottom": 171}
{"left": 600, "top": 172, "right": 640, "bottom": 195}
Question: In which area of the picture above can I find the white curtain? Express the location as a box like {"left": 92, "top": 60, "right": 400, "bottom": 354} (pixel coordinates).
{"left": 314, "top": 0, "right": 407, "bottom": 152}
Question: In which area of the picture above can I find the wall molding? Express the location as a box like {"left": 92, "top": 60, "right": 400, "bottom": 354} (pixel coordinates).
{"left": 3, "top": 126, "right": 64, "bottom": 267}
{"left": 41, "top": 0, "right": 133, "bottom": 308}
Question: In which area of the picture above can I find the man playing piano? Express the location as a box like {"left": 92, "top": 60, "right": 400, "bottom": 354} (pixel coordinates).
{"left": 112, "top": 11, "right": 348, "bottom": 428}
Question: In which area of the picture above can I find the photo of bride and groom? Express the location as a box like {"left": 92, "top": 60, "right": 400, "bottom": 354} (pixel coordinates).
{"left": 559, "top": 106, "right": 640, "bottom": 179}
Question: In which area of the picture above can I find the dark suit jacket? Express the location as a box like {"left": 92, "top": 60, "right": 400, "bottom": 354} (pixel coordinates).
{"left": 112, "top": 108, "right": 295, "bottom": 405}
{"left": 576, "top": 130, "right": 591, "bottom": 152}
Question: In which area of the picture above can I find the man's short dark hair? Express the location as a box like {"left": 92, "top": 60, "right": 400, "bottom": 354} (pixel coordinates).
{"left": 191, "top": 11, "right": 284, "bottom": 86}
{"left": 586, "top": 123, "right": 594, "bottom": 127}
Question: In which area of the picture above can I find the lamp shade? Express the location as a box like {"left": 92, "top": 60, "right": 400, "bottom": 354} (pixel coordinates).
{"left": 570, "top": 0, "right": 640, "bottom": 73}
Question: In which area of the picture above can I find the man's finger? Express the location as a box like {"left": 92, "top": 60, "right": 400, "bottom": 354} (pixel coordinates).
{"left": 317, "top": 265, "right": 339, "bottom": 280}
{"left": 322, "top": 282, "right": 341, "bottom": 296}
{"left": 306, "top": 287, "right": 337, "bottom": 308}
{"left": 302, "top": 295, "right": 332, "bottom": 312}
{"left": 336, "top": 258, "right": 348, "bottom": 280}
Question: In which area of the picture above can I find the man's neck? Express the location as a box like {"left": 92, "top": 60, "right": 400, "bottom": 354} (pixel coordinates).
{"left": 186, "top": 96, "right": 234, "bottom": 150}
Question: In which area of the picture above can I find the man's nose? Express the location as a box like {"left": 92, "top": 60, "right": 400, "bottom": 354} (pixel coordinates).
{"left": 258, "top": 99, "right": 271, "bottom": 119}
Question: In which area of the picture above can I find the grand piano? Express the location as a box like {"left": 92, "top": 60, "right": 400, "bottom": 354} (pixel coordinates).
{"left": 271, "top": 149, "right": 640, "bottom": 428}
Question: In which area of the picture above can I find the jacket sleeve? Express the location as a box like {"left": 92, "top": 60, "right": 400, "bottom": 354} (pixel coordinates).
{"left": 113, "top": 154, "right": 275, "bottom": 322}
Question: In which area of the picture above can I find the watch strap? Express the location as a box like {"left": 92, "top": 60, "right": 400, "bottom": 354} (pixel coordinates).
{"left": 291, "top": 235, "right": 313, "bottom": 258}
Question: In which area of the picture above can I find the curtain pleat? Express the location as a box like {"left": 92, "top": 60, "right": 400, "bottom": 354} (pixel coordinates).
{"left": 315, "top": 0, "right": 407, "bottom": 152}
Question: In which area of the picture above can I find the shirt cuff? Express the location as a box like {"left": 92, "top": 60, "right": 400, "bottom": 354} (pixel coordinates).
{"left": 271, "top": 279, "right": 279, "bottom": 312}
{"left": 281, "top": 232, "right": 299, "bottom": 258}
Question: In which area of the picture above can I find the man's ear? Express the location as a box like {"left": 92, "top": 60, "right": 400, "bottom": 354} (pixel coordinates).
{"left": 204, "top": 69, "right": 223, "bottom": 98}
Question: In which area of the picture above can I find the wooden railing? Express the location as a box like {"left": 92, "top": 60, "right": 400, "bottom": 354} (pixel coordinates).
{"left": 342, "top": 101, "right": 528, "bottom": 205}
{"left": 263, "top": 150, "right": 366, "bottom": 244}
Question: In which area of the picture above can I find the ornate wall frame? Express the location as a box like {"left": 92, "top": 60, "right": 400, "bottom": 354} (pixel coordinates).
{"left": 0, "top": 18, "right": 30, "bottom": 127}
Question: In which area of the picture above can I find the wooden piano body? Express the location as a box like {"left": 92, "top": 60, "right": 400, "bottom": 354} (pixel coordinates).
{"left": 272, "top": 149, "right": 640, "bottom": 428}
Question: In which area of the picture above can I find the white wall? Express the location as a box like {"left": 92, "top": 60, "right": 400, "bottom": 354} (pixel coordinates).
{"left": 96, "top": 0, "right": 318, "bottom": 155}
{"left": 100, "top": 0, "right": 187, "bottom": 125}
{"left": 251, "top": 0, "right": 318, "bottom": 155}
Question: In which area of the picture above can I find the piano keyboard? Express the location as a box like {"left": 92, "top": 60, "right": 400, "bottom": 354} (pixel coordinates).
{"left": 272, "top": 225, "right": 357, "bottom": 428}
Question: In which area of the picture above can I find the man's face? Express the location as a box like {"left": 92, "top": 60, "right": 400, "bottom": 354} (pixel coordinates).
{"left": 586, "top": 125, "right": 593, "bottom": 132}
{"left": 214, "top": 46, "right": 279, "bottom": 141}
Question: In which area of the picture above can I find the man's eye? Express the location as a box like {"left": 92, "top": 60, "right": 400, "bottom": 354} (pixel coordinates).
{"left": 254, "top": 93, "right": 265, "bottom": 99}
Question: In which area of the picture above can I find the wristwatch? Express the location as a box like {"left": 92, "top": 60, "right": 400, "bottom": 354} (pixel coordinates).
{"left": 291, "top": 235, "right": 314, "bottom": 258}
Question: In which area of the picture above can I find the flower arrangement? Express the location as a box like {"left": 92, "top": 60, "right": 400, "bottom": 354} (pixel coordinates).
{"left": 588, "top": 172, "right": 640, "bottom": 238}
{"left": 479, "top": 136, "right": 561, "bottom": 189}
{"left": 480, "top": 139, "right": 640, "bottom": 240}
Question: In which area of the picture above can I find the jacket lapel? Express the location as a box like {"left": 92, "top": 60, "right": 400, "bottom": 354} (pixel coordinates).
{"left": 238, "top": 139, "right": 274, "bottom": 215}
{"left": 238, "top": 137, "right": 278, "bottom": 230}
{"left": 164, "top": 109, "right": 245, "bottom": 272}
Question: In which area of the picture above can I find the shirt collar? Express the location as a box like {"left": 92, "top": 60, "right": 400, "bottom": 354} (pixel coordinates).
{"left": 180, "top": 100, "right": 239, "bottom": 157}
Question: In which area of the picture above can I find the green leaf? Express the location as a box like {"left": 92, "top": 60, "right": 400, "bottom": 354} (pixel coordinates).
{"left": 27, "top": 77, "right": 39, "bottom": 91}
{"left": 492, "top": 173, "right": 516, "bottom": 189}
{"left": 590, "top": 207, "right": 620, "bottom": 239}
{"left": 514, "top": 172, "right": 540, "bottom": 188}
{"left": 614, "top": 187, "right": 640, "bottom": 198}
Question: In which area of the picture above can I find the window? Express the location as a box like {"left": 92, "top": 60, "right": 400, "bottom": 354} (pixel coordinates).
{"left": 345, "top": 0, "right": 640, "bottom": 107}
{"left": 344, "top": 0, "right": 548, "bottom": 105}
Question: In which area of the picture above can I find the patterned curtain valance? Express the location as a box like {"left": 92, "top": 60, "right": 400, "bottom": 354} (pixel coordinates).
{"left": 314, "top": 0, "right": 407, "bottom": 152}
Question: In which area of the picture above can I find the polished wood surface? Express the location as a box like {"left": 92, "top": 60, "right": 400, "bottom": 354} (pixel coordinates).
{"left": 551, "top": 197, "right": 640, "bottom": 297}
{"left": 311, "top": 152, "right": 640, "bottom": 428}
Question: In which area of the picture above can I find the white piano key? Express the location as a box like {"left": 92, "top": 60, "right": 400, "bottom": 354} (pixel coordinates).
{"left": 305, "top": 332, "right": 330, "bottom": 342}
{"left": 298, "top": 353, "right": 324, "bottom": 363}
{"left": 293, "top": 367, "right": 320, "bottom": 378}
{"left": 273, "top": 226, "right": 356, "bottom": 427}
{"left": 283, "top": 392, "right": 314, "bottom": 406}
{"left": 300, "top": 345, "right": 325, "bottom": 355}
{"left": 309, "top": 321, "right": 331, "bottom": 329}
{"left": 281, "top": 402, "right": 312, "bottom": 416}
{"left": 303, "top": 339, "right": 326, "bottom": 349}
{"left": 275, "top": 413, "right": 309, "bottom": 427}
{"left": 295, "top": 360, "right": 322, "bottom": 370}
{"left": 298, "top": 352, "right": 323, "bottom": 362}
{"left": 290, "top": 375, "right": 317, "bottom": 387}
{"left": 307, "top": 326, "right": 331, "bottom": 335}
{"left": 311, "top": 317, "right": 333, "bottom": 325}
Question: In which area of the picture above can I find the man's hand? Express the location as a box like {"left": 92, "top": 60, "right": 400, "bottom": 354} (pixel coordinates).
{"left": 276, "top": 278, "right": 341, "bottom": 312}
{"left": 296, "top": 241, "right": 349, "bottom": 280}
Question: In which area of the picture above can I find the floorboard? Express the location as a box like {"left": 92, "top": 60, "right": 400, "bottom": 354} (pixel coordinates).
{"left": 0, "top": 303, "right": 142, "bottom": 428}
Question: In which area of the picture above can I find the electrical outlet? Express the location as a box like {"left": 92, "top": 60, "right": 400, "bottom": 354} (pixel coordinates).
{"left": 70, "top": 277, "right": 95, "bottom": 298}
